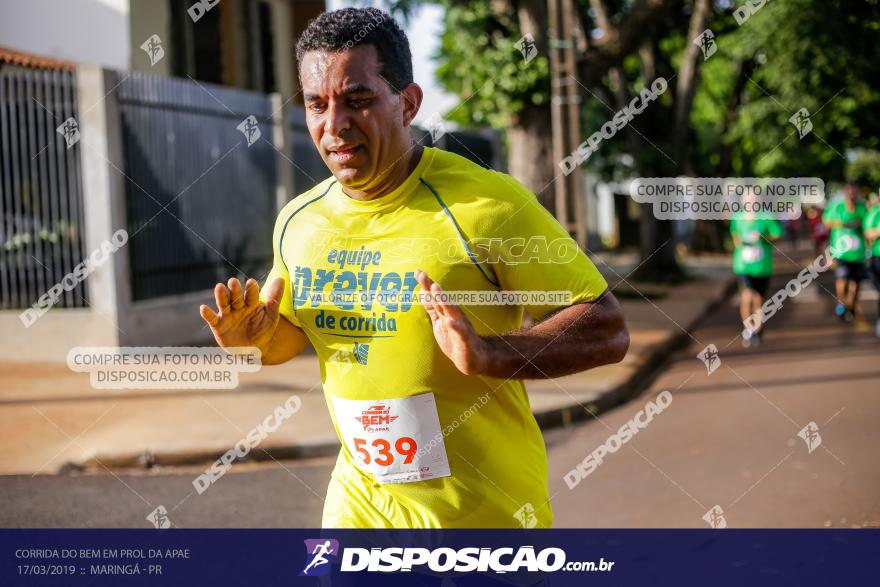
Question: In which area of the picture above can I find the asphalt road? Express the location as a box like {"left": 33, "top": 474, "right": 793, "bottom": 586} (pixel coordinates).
{"left": 3, "top": 270, "right": 878, "bottom": 528}
{"left": 546, "top": 270, "right": 880, "bottom": 528}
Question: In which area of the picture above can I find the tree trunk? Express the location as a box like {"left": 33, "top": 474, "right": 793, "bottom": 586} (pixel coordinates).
{"left": 508, "top": 103, "right": 557, "bottom": 213}
{"left": 503, "top": 0, "right": 557, "bottom": 212}
{"left": 671, "top": 0, "right": 711, "bottom": 165}
{"left": 630, "top": 42, "right": 683, "bottom": 282}
{"left": 637, "top": 205, "right": 679, "bottom": 278}
{"left": 631, "top": 0, "right": 710, "bottom": 282}
{"left": 691, "top": 56, "right": 752, "bottom": 254}
{"left": 690, "top": 219, "right": 727, "bottom": 253}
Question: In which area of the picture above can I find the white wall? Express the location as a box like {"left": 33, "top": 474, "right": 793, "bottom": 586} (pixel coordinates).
{"left": 0, "top": 0, "right": 130, "bottom": 69}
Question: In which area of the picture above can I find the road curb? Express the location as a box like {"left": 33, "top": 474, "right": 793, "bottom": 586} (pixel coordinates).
{"left": 67, "top": 441, "right": 342, "bottom": 473}
{"left": 533, "top": 276, "right": 737, "bottom": 429}
{"left": 67, "top": 277, "right": 737, "bottom": 473}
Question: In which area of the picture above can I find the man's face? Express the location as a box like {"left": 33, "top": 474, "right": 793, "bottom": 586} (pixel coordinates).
{"left": 300, "top": 45, "right": 417, "bottom": 190}
{"left": 740, "top": 187, "right": 758, "bottom": 211}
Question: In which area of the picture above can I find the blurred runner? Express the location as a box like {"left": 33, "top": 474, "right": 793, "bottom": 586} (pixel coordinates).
{"left": 806, "top": 205, "right": 829, "bottom": 258}
{"left": 864, "top": 192, "right": 880, "bottom": 336}
{"left": 731, "top": 189, "right": 784, "bottom": 347}
{"left": 822, "top": 184, "right": 868, "bottom": 322}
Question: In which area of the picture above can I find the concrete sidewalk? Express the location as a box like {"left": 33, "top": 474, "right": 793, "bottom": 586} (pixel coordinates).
{"left": 0, "top": 255, "right": 748, "bottom": 475}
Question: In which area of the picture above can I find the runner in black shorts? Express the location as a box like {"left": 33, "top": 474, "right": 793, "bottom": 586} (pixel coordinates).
{"left": 834, "top": 260, "right": 866, "bottom": 283}
{"left": 739, "top": 274, "right": 770, "bottom": 299}
{"left": 823, "top": 185, "right": 868, "bottom": 322}
{"left": 730, "top": 189, "right": 784, "bottom": 347}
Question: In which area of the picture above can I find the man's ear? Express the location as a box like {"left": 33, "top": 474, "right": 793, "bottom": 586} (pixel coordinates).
{"left": 400, "top": 83, "right": 423, "bottom": 127}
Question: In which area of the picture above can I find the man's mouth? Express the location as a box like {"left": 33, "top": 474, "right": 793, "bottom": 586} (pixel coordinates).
{"left": 328, "top": 145, "right": 362, "bottom": 164}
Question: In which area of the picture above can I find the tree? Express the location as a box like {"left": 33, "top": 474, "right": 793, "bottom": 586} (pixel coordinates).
{"left": 416, "top": 0, "right": 709, "bottom": 279}
{"left": 430, "top": 0, "right": 691, "bottom": 280}
{"left": 386, "top": 0, "right": 880, "bottom": 279}
{"left": 847, "top": 150, "right": 880, "bottom": 189}
{"left": 433, "top": 1, "right": 555, "bottom": 208}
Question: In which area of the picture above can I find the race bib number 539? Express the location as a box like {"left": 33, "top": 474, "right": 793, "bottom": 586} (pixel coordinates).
{"left": 332, "top": 393, "right": 451, "bottom": 484}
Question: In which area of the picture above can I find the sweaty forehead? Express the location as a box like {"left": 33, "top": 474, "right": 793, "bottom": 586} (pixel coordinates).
{"left": 300, "top": 46, "right": 384, "bottom": 97}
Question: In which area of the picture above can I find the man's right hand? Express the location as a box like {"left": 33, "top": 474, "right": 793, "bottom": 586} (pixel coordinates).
{"left": 199, "top": 277, "right": 284, "bottom": 353}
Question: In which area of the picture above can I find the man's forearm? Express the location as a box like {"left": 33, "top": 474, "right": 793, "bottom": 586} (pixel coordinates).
{"left": 475, "top": 294, "right": 629, "bottom": 380}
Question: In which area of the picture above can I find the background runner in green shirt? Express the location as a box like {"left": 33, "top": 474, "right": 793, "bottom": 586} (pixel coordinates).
{"left": 863, "top": 194, "right": 880, "bottom": 336}
{"left": 731, "top": 209, "right": 783, "bottom": 346}
{"left": 822, "top": 185, "right": 868, "bottom": 321}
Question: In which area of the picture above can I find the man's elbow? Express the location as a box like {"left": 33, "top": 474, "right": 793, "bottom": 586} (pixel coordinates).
{"left": 607, "top": 322, "right": 630, "bottom": 364}
{"left": 598, "top": 294, "right": 629, "bottom": 365}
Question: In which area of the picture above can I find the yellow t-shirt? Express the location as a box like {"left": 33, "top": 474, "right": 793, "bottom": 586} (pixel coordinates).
{"left": 261, "top": 146, "right": 608, "bottom": 528}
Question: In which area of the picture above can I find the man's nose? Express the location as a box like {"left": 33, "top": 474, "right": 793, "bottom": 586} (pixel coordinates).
{"left": 325, "top": 101, "right": 350, "bottom": 137}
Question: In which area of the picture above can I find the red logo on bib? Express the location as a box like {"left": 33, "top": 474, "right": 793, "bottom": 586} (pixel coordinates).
{"left": 355, "top": 405, "right": 398, "bottom": 431}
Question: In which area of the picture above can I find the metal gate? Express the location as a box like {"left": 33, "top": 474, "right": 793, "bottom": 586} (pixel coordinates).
{"left": 0, "top": 65, "right": 87, "bottom": 310}
{"left": 117, "top": 72, "right": 277, "bottom": 301}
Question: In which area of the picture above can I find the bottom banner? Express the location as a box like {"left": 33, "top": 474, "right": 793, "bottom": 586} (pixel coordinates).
{"left": 1, "top": 529, "right": 875, "bottom": 586}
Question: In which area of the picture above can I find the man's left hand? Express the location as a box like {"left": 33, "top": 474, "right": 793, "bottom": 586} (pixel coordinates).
{"left": 416, "top": 270, "right": 489, "bottom": 375}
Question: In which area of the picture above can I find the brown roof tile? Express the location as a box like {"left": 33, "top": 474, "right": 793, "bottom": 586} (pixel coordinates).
{"left": 0, "top": 46, "right": 75, "bottom": 71}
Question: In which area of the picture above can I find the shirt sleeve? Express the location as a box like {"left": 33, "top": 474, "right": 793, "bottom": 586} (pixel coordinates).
{"left": 480, "top": 175, "right": 609, "bottom": 321}
{"left": 765, "top": 218, "right": 784, "bottom": 239}
{"left": 259, "top": 207, "right": 302, "bottom": 329}
{"left": 821, "top": 202, "right": 837, "bottom": 225}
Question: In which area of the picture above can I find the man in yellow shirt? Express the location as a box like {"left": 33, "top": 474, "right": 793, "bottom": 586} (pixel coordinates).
{"left": 199, "top": 7, "right": 629, "bottom": 528}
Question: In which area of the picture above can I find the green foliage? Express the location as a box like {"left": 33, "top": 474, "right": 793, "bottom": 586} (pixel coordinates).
{"left": 847, "top": 150, "right": 880, "bottom": 188}
{"left": 694, "top": 0, "right": 880, "bottom": 179}
{"left": 432, "top": 1, "right": 550, "bottom": 128}
{"left": 390, "top": 0, "right": 880, "bottom": 185}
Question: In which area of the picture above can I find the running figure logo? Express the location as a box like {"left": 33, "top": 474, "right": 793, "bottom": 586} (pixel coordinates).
{"left": 797, "top": 421, "right": 822, "bottom": 453}
{"left": 702, "top": 505, "right": 727, "bottom": 529}
{"left": 146, "top": 505, "right": 171, "bottom": 529}
{"left": 696, "top": 344, "right": 721, "bottom": 375}
{"left": 693, "top": 29, "right": 717, "bottom": 60}
{"left": 140, "top": 34, "right": 165, "bottom": 66}
{"left": 517, "top": 33, "right": 538, "bottom": 64}
{"left": 424, "top": 112, "right": 447, "bottom": 143}
{"left": 56, "top": 117, "right": 80, "bottom": 149}
{"left": 789, "top": 108, "right": 813, "bottom": 139}
{"left": 329, "top": 347, "right": 356, "bottom": 375}
{"left": 300, "top": 539, "right": 339, "bottom": 576}
{"left": 237, "top": 115, "right": 261, "bottom": 147}
{"left": 513, "top": 503, "right": 539, "bottom": 528}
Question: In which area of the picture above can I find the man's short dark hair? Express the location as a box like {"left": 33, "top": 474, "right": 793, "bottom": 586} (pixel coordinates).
{"left": 295, "top": 7, "right": 413, "bottom": 94}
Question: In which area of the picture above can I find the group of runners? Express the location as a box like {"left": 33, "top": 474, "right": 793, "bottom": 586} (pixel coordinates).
{"left": 732, "top": 183, "right": 880, "bottom": 344}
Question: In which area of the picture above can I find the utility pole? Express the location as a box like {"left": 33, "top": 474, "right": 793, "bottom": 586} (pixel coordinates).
{"left": 547, "top": 0, "right": 587, "bottom": 249}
